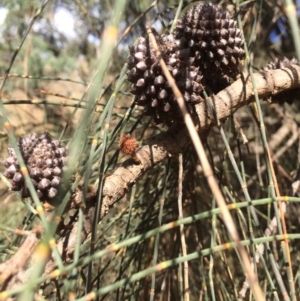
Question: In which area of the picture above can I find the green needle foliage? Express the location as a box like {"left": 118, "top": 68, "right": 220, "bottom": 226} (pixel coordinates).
{"left": 0, "top": 1, "right": 300, "bottom": 300}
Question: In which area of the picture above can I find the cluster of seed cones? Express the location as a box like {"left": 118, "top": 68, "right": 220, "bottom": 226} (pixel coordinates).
{"left": 3, "top": 133, "right": 67, "bottom": 202}
{"left": 127, "top": 2, "right": 246, "bottom": 125}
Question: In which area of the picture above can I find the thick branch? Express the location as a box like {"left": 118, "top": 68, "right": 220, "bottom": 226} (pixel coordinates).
{"left": 195, "top": 66, "right": 300, "bottom": 129}
{"left": 102, "top": 65, "right": 300, "bottom": 214}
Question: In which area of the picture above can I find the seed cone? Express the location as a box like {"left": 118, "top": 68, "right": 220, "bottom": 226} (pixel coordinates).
{"left": 3, "top": 132, "right": 67, "bottom": 202}
{"left": 263, "top": 57, "right": 298, "bottom": 71}
{"left": 175, "top": 2, "right": 245, "bottom": 79}
{"left": 127, "top": 31, "right": 204, "bottom": 125}
{"left": 263, "top": 57, "right": 300, "bottom": 104}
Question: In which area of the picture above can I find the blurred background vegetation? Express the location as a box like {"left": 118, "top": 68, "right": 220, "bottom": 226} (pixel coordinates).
{"left": 0, "top": 0, "right": 300, "bottom": 300}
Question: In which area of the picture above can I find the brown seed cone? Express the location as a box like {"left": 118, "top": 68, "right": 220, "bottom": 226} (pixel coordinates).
{"left": 127, "top": 31, "right": 204, "bottom": 125}
{"left": 174, "top": 2, "right": 245, "bottom": 79}
{"left": 3, "top": 132, "right": 68, "bottom": 202}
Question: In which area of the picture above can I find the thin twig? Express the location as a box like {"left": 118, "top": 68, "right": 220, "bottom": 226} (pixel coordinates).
{"left": 177, "top": 154, "right": 189, "bottom": 301}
